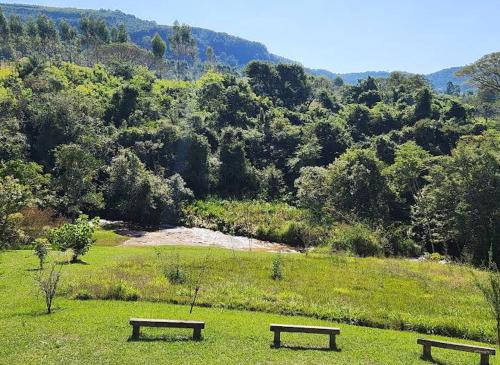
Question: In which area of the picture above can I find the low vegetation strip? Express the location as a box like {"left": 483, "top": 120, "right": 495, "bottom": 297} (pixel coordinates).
{"left": 182, "top": 199, "right": 418, "bottom": 257}
{"left": 182, "top": 199, "right": 320, "bottom": 247}
{"left": 3, "top": 245, "right": 492, "bottom": 343}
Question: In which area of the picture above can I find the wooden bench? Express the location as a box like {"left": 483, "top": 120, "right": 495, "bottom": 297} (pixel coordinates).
{"left": 417, "top": 338, "right": 496, "bottom": 365}
{"left": 129, "top": 318, "right": 205, "bottom": 340}
{"left": 270, "top": 324, "right": 340, "bottom": 349}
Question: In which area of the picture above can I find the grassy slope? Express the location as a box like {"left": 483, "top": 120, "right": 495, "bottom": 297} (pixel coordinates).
{"left": 0, "top": 249, "right": 497, "bottom": 364}
{"left": 3, "top": 240, "right": 493, "bottom": 343}
{"left": 93, "top": 227, "right": 129, "bottom": 247}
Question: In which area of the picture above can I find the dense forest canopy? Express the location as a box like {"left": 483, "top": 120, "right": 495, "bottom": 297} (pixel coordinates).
{"left": 0, "top": 6, "right": 499, "bottom": 267}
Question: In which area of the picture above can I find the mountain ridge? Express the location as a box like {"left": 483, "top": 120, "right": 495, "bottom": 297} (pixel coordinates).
{"left": 0, "top": 2, "right": 471, "bottom": 91}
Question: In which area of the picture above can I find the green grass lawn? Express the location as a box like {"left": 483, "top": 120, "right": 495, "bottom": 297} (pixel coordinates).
{"left": 0, "top": 248, "right": 497, "bottom": 365}
{"left": 93, "top": 227, "right": 129, "bottom": 247}
{"left": 70, "top": 246, "right": 492, "bottom": 341}
{"left": 0, "top": 239, "right": 493, "bottom": 344}
{"left": 2, "top": 301, "right": 498, "bottom": 365}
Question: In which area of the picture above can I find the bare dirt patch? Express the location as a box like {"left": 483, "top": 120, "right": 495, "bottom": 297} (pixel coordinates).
{"left": 112, "top": 224, "right": 296, "bottom": 253}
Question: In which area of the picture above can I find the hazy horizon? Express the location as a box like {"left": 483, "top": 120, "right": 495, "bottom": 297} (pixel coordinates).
{"left": 1, "top": 0, "right": 498, "bottom": 74}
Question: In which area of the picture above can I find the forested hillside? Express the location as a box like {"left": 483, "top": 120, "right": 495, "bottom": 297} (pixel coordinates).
{"left": 0, "top": 6, "right": 498, "bottom": 268}
{"left": 0, "top": 2, "right": 470, "bottom": 90}
{"left": 0, "top": 2, "right": 290, "bottom": 68}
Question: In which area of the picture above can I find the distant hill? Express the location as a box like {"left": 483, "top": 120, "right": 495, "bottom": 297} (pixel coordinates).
{"left": 333, "top": 69, "right": 472, "bottom": 92}
{"left": 338, "top": 71, "right": 391, "bottom": 84}
{"left": 425, "top": 67, "right": 472, "bottom": 92}
{"left": 1, "top": 3, "right": 471, "bottom": 92}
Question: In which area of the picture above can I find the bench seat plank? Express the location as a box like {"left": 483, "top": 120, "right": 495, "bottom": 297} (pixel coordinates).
{"left": 129, "top": 318, "right": 205, "bottom": 329}
{"left": 270, "top": 324, "right": 340, "bottom": 335}
{"left": 417, "top": 339, "right": 495, "bottom": 355}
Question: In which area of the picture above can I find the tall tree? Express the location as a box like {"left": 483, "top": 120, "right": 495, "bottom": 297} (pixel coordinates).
{"left": 218, "top": 128, "right": 256, "bottom": 196}
{"left": 384, "top": 141, "right": 431, "bottom": 212}
{"left": 245, "top": 61, "right": 279, "bottom": 98}
{"left": 458, "top": 52, "right": 500, "bottom": 94}
{"left": 80, "top": 17, "right": 110, "bottom": 51}
{"left": 105, "top": 150, "right": 191, "bottom": 226}
{"left": 333, "top": 76, "right": 344, "bottom": 87}
{"left": 59, "top": 19, "right": 76, "bottom": 42}
{"left": 0, "top": 7, "right": 9, "bottom": 41}
{"left": 168, "top": 21, "right": 197, "bottom": 78}
{"left": 414, "top": 88, "right": 433, "bottom": 121}
{"left": 8, "top": 15, "right": 23, "bottom": 37}
{"left": 116, "top": 24, "right": 128, "bottom": 43}
{"left": 53, "top": 144, "right": 104, "bottom": 217}
{"left": 205, "top": 46, "right": 216, "bottom": 70}
{"left": 26, "top": 18, "right": 37, "bottom": 38}
{"left": 309, "top": 118, "right": 352, "bottom": 166}
{"left": 174, "top": 133, "right": 210, "bottom": 197}
{"left": 412, "top": 132, "right": 500, "bottom": 264}
{"left": 276, "top": 63, "right": 311, "bottom": 107}
{"left": 324, "top": 148, "right": 392, "bottom": 222}
{"left": 445, "top": 81, "right": 461, "bottom": 96}
{"left": 151, "top": 33, "right": 166, "bottom": 59}
{"left": 36, "top": 15, "right": 58, "bottom": 41}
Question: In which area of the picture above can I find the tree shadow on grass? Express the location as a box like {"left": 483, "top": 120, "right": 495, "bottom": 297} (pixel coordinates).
{"left": 6, "top": 307, "right": 61, "bottom": 319}
{"left": 271, "top": 344, "right": 341, "bottom": 352}
{"left": 420, "top": 356, "right": 449, "bottom": 365}
{"left": 128, "top": 334, "right": 201, "bottom": 343}
{"left": 100, "top": 220, "right": 155, "bottom": 236}
{"left": 57, "top": 259, "right": 89, "bottom": 265}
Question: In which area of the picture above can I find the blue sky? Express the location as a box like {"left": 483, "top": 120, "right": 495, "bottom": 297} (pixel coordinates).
{"left": 2, "top": 0, "right": 499, "bottom": 73}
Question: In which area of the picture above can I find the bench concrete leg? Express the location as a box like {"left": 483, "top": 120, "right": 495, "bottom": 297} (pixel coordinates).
{"left": 273, "top": 331, "right": 280, "bottom": 348}
{"left": 329, "top": 334, "right": 337, "bottom": 350}
{"left": 422, "top": 344, "right": 432, "bottom": 360}
{"left": 480, "top": 354, "right": 490, "bottom": 365}
{"left": 132, "top": 325, "right": 140, "bottom": 339}
{"left": 193, "top": 327, "right": 202, "bottom": 341}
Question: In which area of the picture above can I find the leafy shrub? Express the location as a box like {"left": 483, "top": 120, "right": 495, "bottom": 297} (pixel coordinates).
{"left": 258, "top": 165, "right": 285, "bottom": 201}
{"left": 48, "top": 215, "right": 98, "bottom": 263}
{"left": 383, "top": 224, "right": 421, "bottom": 257}
{"left": 158, "top": 252, "right": 189, "bottom": 285}
{"left": 165, "top": 263, "right": 187, "bottom": 285}
{"left": 0, "top": 176, "right": 32, "bottom": 249}
{"left": 33, "top": 238, "right": 49, "bottom": 269}
{"left": 271, "top": 254, "right": 283, "bottom": 280}
{"left": 424, "top": 252, "right": 445, "bottom": 261}
{"left": 108, "top": 281, "right": 140, "bottom": 301}
{"left": 0, "top": 211, "right": 25, "bottom": 249}
{"left": 397, "top": 238, "right": 422, "bottom": 257}
{"left": 330, "top": 223, "right": 383, "bottom": 257}
{"left": 279, "top": 222, "right": 306, "bottom": 246}
{"left": 73, "top": 289, "right": 93, "bottom": 300}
